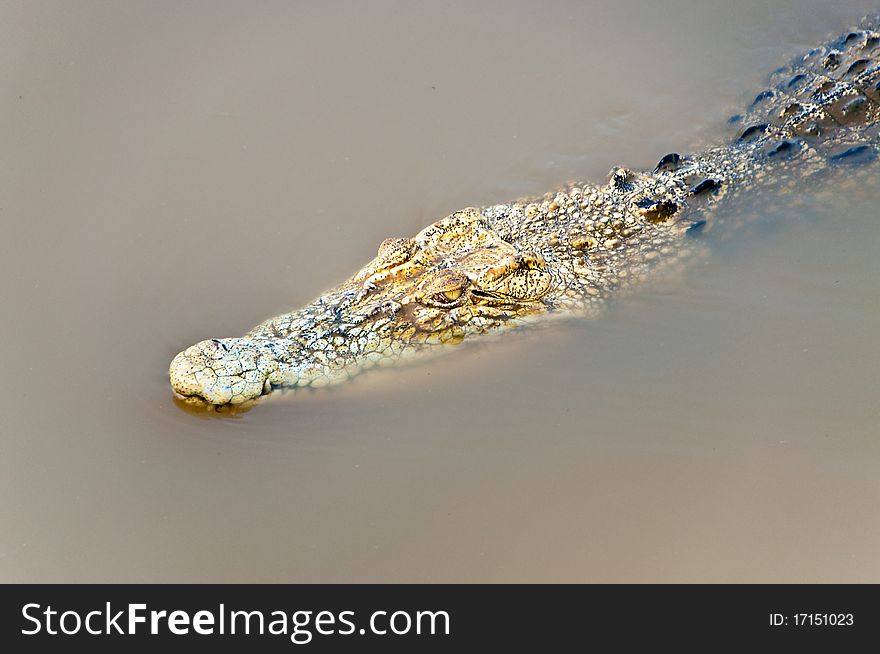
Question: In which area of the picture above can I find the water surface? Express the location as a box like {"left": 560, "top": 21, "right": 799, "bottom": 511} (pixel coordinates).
{"left": 1, "top": 0, "right": 879, "bottom": 582}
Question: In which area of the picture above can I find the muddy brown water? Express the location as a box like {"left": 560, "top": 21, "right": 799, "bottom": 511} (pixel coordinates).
{"left": 2, "top": 0, "right": 879, "bottom": 582}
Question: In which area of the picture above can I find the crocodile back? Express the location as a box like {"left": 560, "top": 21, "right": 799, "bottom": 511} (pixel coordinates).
{"left": 730, "top": 15, "right": 880, "bottom": 164}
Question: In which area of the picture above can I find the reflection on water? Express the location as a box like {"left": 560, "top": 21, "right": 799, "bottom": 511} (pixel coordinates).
{"left": 1, "top": 0, "right": 879, "bottom": 582}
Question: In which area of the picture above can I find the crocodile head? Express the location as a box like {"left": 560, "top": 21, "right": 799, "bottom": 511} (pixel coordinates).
{"left": 169, "top": 208, "right": 557, "bottom": 405}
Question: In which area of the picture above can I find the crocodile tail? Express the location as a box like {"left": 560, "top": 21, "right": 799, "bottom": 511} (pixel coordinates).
{"left": 730, "top": 14, "right": 880, "bottom": 163}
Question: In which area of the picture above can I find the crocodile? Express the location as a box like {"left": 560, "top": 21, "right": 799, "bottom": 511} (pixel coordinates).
{"left": 170, "top": 16, "right": 880, "bottom": 406}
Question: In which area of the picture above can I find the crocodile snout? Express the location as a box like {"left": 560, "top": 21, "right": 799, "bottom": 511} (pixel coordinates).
{"left": 169, "top": 338, "right": 275, "bottom": 405}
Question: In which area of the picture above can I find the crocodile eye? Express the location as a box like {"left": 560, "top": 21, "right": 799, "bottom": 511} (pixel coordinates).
{"left": 417, "top": 269, "right": 469, "bottom": 308}
{"left": 425, "top": 289, "right": 465, "bottom": 308}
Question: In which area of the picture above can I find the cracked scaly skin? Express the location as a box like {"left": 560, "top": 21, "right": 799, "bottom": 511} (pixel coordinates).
{"left": 171, "top": 17, "right": 880, "bottom": 405}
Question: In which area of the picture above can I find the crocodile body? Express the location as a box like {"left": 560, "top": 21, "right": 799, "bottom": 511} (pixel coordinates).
{"left": 170, "top": 17, "right": 880, "bottom": 406}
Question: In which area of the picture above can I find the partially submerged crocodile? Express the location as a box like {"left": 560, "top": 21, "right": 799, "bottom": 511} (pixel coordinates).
{"left": 171, "top": 17, "right": 880, "bottom": 406}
